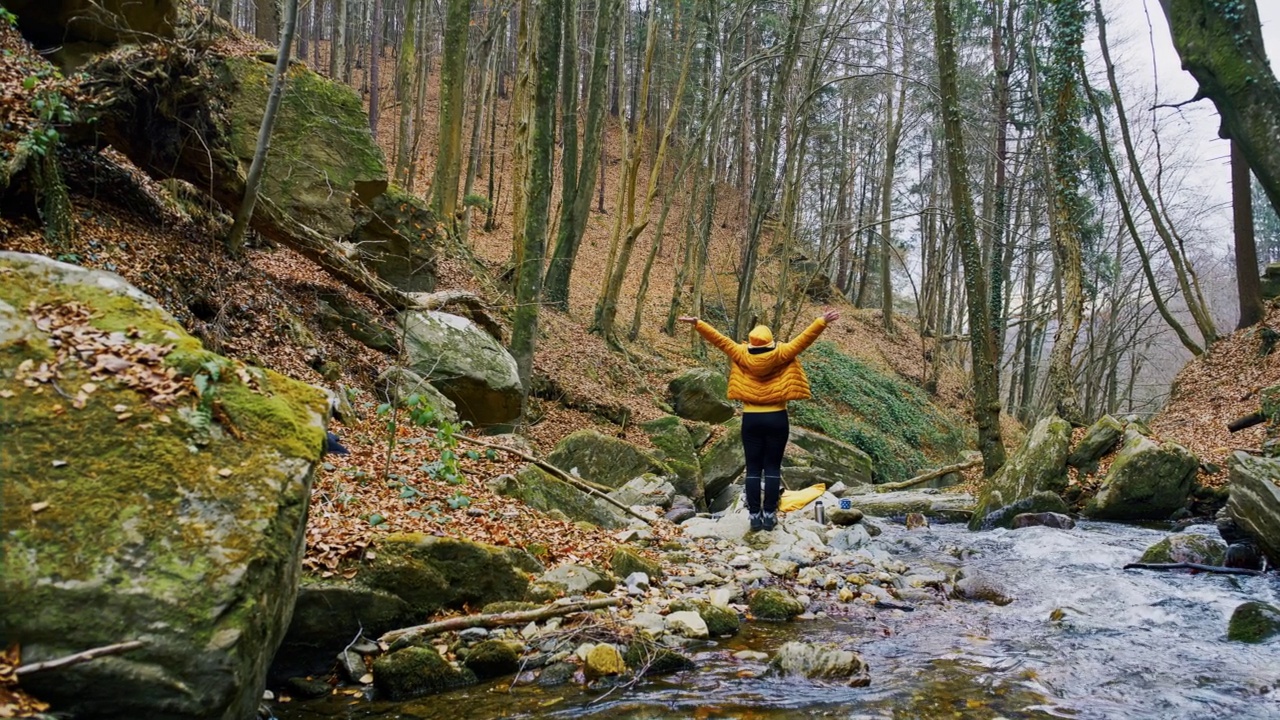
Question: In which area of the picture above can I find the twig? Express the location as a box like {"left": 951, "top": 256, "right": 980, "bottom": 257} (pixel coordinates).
{"left": 876, "top": 457, "right": 982, "bottom": 492}
{"left": 1123, "top": 562, "right": 1263, "bottom": 576}
{"left": 380, "top": 597, "right": 620, "bottom": 647}
{"left": 16, "top": 641, "right": 146, "bottom": 676}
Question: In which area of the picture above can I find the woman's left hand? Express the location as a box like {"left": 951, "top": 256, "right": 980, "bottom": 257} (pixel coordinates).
{"left": 822, "top": 309, "right": 841, "bottom": 324}
{"left": 677, "top": 316, "right": 699, "bottom": 325}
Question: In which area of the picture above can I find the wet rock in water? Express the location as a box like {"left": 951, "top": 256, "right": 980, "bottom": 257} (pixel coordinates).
{"left": 970, "top": 415, "right": 1072, "bottom": 530}
{"left": 1225, "top": 543, "right": 1263, "bottom": 570}
{"left": 734, "top": 650, "right": 769, "bottom": 662}
{"left": 749, "top": 588, "right": 806, "bottom": 621}
{"left": 1011, "top": 512, "right": 1076, "bottom": 530}
{"left": 905, "top": 512, "right": 929, "bottom": 530}
{"left": 953, "top": 572, "right": 1014, "bottom": 606}
{"left": 538, "top": 662, "right": 578, "bottom": 687}
{"left": 862, "top": 519, "right": 884, "bottom": 537}
{"left": 1139, "top": 533, "right": 1226, "bottom": 565}
{"left": 1228, "top": 602, "right": 1280, "bottom": 643}
{"left": 463, "top": 640, "right": 522, "bottom": 679}
{"left": 1083, "top": 430, "right": 1198, "bottom": 521}
{"left": 284, "top": 676, "right": 332, "bottom": 700}
{"left": 338, "top": 649, "right": 370, "bottom": 684}
{"left": 665, "top": 611, "right": 711, "bottom": 640}
{"left": 1216, "top": 506, "right": 1251, "bottom": 546}
{"left": 1066, "top": 414, "right": 1125, "bottom": 470}
{"left": 548, "top": 430, "right": 673, "bottom": 490}
{"left": 828, "top": 507, "right": 864, "bottom": 526}
{"left": 767, "top": 642, "right": 870, "bottom": 687}
{"left": 373, "top": 646, "right": 477, "bottom": 701}
{"left": 975, "top": 491, "right": 1070, "bottom": 531}
{"left": 1226, "top": 451, "right": 1280, "bottom": 566}
{"left": 671, "top": 599, "right": 740, "bottom": 637}
{"left": 535, "top": 564, "right": 616, "bottom": 595}
{"left": 584, "top": 644, "right": 628, "bottom": 679}
{"left": 624, "top": 644, "right": 695, "bottom": 675}
{"left": 669, "top": 368, "right": 735, "bottom": 423}
{"left": 611, "top": 546, "right": 664, "bottom": 580}
{"left": 852, "top": 489, "right": 976, "bottom": 523}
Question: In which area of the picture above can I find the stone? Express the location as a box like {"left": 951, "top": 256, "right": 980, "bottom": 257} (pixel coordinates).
{"left": 1226, "top": 452, "right": 1280, "bottom": 566}
{"left": 829, "top": 526, "right": 871, "bottom": 553}
{"left": 350, "top": 188, "right": 438, "bottom": 292}
{"left": 970, "top": 415, "right": 1072, "bottom": 530}
{"left": 584, "top": 644, "right": 627, "bottom": 678}
{"left": 1228, "top": 601, "right": 1280, "bottom": 643}
{"left": 666, "top": 506, "right": 698, "bottom": 524}
{"left": 338, "top": 649, "right": 369, "bottom": 684}
{"left": 640, "top": 415, "right": 705, "bottom": 505}
{"left": 734, "top": 650, "right": 769, "bottom": 662}
{"left": 548, "top": 430, "right": 673, "bottom": 489}
{"left": 1083, "top": 430, "right": 1198, "bottom": 521}
{"left": 285, "top": 677, "right": 332, "bottom": 700}
{"left": 975, "top": 492, "right": 1071, "bottom": 531}
{"left": 780, "top": 466, "right": 828, "bottom": 491}
{"left": 538, "top": 662, "right": 577, "bottom": 687}
{"left": 630, "top": 611, "right": 667, "bottom": 637}
{"left": 669, "top": 368, "right": 734, "bottom": 423}
{"left": 749, "top": 588, "right": 805, "bottom": 621}
{"left": 688, "top": 422, "right": 714, "bottom": 448}
{"left": 610, "top": 475, "right": 678, "bottom": 509}
{"left": 276, "top": 583, "right": 415, "bottom": 679}
{"left": 372, "top": 646, "right": 476, "bottom": 701}
{"left": 953, "top": 572, "right": 1014, "bottom": 606}
{"left": 611, "top": 547, "right": 664, "bottom": 580}
{"left": 670, "top": 600, "right": 740, "bottom": 637}
{"left": 850, "top": 489, "right": 976, "bottom": 522}
{"left": 490, "top": 464, "right": 628, "bottom": 529}
{"left": 709, "top": 587, "right": 737, "bottom": 608}
{"left": 786, "top": 426, "right": 873, "bottom": 487}
{"left": 375, "top": 366, "right": 459, "bottom": 423}
{"left": 357, "top": 534, "right": 531, "bottom": 616}
{"left": 622, "top": 644, "right": 695, "bottom": 675}
{"left": 1225, "top": 543, "right": 1263, "bottom": 570}
{"left": 399, "top": 311, "right": 521, "bottom": 426}
{"left": 1067, "top": 414, "right": 1125, "bottom": 469}
{"left": 0, "top": 254, "right": 329, "bottom": 720}
{"left": 828, "top": 507, "right": 864, "bottom": 526}
{"left": 1139, "top": 533, "right": 1227, "bottom": 565}
{"left": 700, "top": 418, "right": 745, "bottom": 502}
{"left": 625, "top": 572, "right": 651, "bottom": 595}
{"left": 1008, "top": 511, "right": 1074, "bottom": 530}
{"left": 537, "top": 564, "right": 615, "bottom": 595}
{"left": 463, "top": 640, "right": 521, "bottom": 680}
{"left": 767, "top": 642, "right": 870, "bottom": 687}
{"left": 665, "top": 611, "right": 711, "bottom": 640}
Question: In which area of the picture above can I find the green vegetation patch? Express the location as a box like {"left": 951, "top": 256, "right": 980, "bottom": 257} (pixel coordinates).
{"left": 791, "top": 342, "right": 970, "bottom": 483}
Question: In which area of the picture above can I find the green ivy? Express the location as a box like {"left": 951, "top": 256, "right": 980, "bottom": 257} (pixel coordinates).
{"left": 789, "top": 342, "right": 970, "bottom": 484}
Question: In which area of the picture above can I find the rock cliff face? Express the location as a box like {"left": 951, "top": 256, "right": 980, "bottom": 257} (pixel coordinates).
{"left": 0, "top": 253, "right": 328, "bottom": 719}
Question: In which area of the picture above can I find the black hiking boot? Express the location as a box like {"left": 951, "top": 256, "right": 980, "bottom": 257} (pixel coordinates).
{"left": 762, "top": 511, "right": 778, "bottom": 531}
{"left": 749, "top": 513, "right": 764, "bottom": 532}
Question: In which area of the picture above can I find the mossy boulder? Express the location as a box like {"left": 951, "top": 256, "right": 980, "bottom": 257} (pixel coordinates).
{"left": 547, "top": 430, "right": 673, "bottom": 489}
{"left": 670, "top": 599, "right": 740, "bottom": 637}
{"left": 350, "top": 186, "right": 438, "bottom": 292}
{"left": 1227, "top": 602, "right": 1280, "bottom": 643}
{"left": 786, "top": 426, "right": 873, "bottom": 487}
{"left": 609, "top": 474, "right": 676, "bottom": 509}
{"left": 399, "top": 310, "right": 521, "bottom": 426}
{"left": 669, "top": 368, "right": 734, "bottom": 423}
{"left": 462, "top": 640, "right": 522, "bottom": 679}
{"left": 701, "top": 417, "right": 745, "bottom": 502}
{"left": 748, "top": 588, "right": 805, "bottom": 621}
{"left": 536, "top": 564, "right": 615, "bottom": 595}
{"left": 623, "top": 644, "right": 695, "bottom": 675}
{"left": 375, "top": 366, "right": 459, "bottom": 422}
{"left": 489, "top": 465, "right": 628, "bottom": 529}
{"left": 970, "top": 415, "right": 1072, "bottom": 530}
{"left": 1226, "top": 451, "right": 1280, "bottom": 566}
{"left": 611, "top": 546, "right": 664, "bottom": 580}
{"left": 767, "top": 642, "right": 869, "bottom": 686}
{"left": 1067, "top": 414, "right": 1125, "bottom": 470}
{"left": 372, "top": 646, "right": 476, "bottom": 701}
{"left": 583, "top": 643, "right": 627, "bottom": 678}
{"left": 0, "top": 253, "right": 328, "bottom": 720}
{"left": 972, "top": 491, "right": 1070, "bottom": 531}
{"left": 356, "top": 534, "right": 531, "bottom": 616}
{"left": 1139, "top": 533, "right": 1226, "bottom": 565}
{"left": 1083, "top": 430, "right": 1198, "bottom": 521}
{"left": 640, "top": 415, "right": 704, "bottom": 505}
{"left": 274, "top": 582, "right": 416, "bottom": 680}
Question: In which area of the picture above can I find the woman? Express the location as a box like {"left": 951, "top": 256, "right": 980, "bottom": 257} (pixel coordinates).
{"left": 678, "top": 309, "right": 840, "bottom": 531}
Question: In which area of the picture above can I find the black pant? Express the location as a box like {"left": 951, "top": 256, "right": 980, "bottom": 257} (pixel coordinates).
{"left": 741, "top": 410, "right": 788, "bottom": 513}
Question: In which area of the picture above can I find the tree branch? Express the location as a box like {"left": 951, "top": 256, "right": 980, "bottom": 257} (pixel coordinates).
{"left": 16, "top": 641, "right": 146, "bottom": 677}
{"left": 380, "top": 597, "right": 619, "bottom": 648}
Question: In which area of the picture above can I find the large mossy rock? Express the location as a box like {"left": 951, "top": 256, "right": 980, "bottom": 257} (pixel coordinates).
{"left": 356, "top": 534, "right": 531, "bottom": 616}
{"left": 400, "top": 310, "right": 521, "bottom": 426}
{"left": 1083, "top": 430, "right": 1198, "bottom": 521}
{"left": 1067, "top": 414, "right": 1125, "bottom": 470}
{"left": 1228, "top": 601, "right": 1280, "bottom": 643}
{"left": 669, "top": 368, "right": 734, "bottom": 423}
{"left": 372, "top": 646, "right": 476, "bottom": 701}
{"left": 971, "top": 492, "right": 1069, "bottom": 531}
{"left": 489, "top": 465, "right": 628, "bottom": 528}
{"left": 640, "top": 415, "right": 704, "bottom": 505}
{"left": 786, "top": 426, "right": 872, "bottom": 487}
{"left": 701, "top": 417, "right": 745, "bottom": 502}
{"left": 350, "top": 186, "right": 438, "bottom": 292}
{"left": 0, "top": 253, "right": 328, "bottom": 720}
{"left": 1139, "top": 533, "right": 1226, "bottom": 565}
{"left": 970, "top": 415, "right": 1072, "bottom": 530}
{"left": 1226, "top": 451, "right": 1280, "bottom": 566}
{"left": 767, "top": 641, "right": 870, "bottom": 686}
{"left": 547, "top": 429, "right": 672, "bottom": 489}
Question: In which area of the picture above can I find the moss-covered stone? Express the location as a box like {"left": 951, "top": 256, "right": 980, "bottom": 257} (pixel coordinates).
{"left": 640, "top": 415, "right": 704, "bottom": 505}
{"left": 0, "top": 253, "right": 328, "bottom": 720}
{"left": 479, "top": 600, "right": 542, "bottom": 615}
{"left": 787, "top": 426, "right": 873, "bottom": 487}
{"left": 583, "top": 643, "right": 627, "bottom": 678}
{"left": 973, "top": 492, "right": 1070, "bottom": 531}
{"left": 670, "top": 599, "right": 740, "bottom": 637}
{"left": 1067, "top": 414, "right": 1125, "bottom": 470}
{"left": 372, "top": 646, "right": 476, "bottom": 701}
{"left": 971, "top": 415, "right": 1072, "bottom": 530}
{"left": 1227, "top": 601, "right": 1280, "bottom": 643}
{"left": 1139, "top": 534, "right": 1227, "bottom": 565}
{"left": 623, "top": 643, "right": 695, "bottom": 675}
{"left": 349, "top": 186, "right": 438, "bottom": 292}
{"left": 1083, "top": 430, "right": 1198, "bottom": 521}
{"left": 547, "top": 430, "right": 673, "bottom": 489}
{"left": 490, "top": 465, "right": 627, "bottom": 529}
{"left": 462, "top": 640, "right": 522, "bottom": 679}
{"left": 610, "top": 546, "right": 664, "bottom": 580}
{"left": 356, "top": 534, "right": 530, "bottom": 616}
{"left": 748, "top": 588, "right": 805, "bottom": 621}
{"left": 669, "top": 368, "right": 734, "bottom": 423}
{"left": 399, "top": 310, "right": 521, "bottom": 426}
{"left": 537, "top": 564, "right": 615, "bottom": 594}
{"left": 1226, "top": 452, "right": 1280, "bottom": 567}
{"left": 700, "top": 417, "right": 745, "bottom": 501}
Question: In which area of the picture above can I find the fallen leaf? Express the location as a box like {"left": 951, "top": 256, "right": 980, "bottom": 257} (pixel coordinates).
{"left": 31, "top": 502, "right": 49, "bottom": 513}
{"left": 51, "top": 460, "right": 67, "bottom": 468}
{"left": 218, "top": 468, "right": 233, "bottom": 477}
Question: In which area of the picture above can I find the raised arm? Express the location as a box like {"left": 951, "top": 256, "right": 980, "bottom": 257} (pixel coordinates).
{"left": 776, "top": 309, "right": 839, "bottom": 362}
{"left": 679, "top": 316, "right": 747, "bottom": 364}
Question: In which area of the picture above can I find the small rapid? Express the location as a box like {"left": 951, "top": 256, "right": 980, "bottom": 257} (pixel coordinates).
{"left": 272, "top": 520, "right": 1280, "bottom": 720}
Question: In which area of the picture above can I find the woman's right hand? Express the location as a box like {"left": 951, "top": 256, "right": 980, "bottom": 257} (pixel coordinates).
{"left": 822, "top": 309, "right": 841, "bottom": 323}
{"left": 677, "top": 316, "right": 699, "bottom": 325}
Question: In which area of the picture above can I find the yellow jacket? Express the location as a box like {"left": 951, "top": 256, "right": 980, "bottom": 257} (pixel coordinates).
{"left": 694, "top": 318, "right": 828, "bottom": 411}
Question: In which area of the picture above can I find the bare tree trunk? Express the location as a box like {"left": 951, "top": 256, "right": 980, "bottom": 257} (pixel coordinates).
{"left": 369, "top": 0, "right": 383, "bottom": 133}
{"left": 430, "top": 0, "right": 471, "bottom": 230}
{"left": 1235, "top": 138, "right": 1265, "bottom": 329}
{"left": 255, "top": 0, "right": 280, "bottom": 41}
{"left": 331, "top": 0, "right": 348, "bottom": 80}
{"left": 392, "top": 0, "right": 420, "bottom": 185}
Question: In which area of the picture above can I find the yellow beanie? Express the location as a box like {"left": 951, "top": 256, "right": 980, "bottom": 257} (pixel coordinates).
{"left": 748, "top": 325, "right": 775, "bottom": 347}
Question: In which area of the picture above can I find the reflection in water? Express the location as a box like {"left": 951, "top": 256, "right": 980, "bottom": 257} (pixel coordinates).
{"left": 273, "top": 521, "right": 1280, "bottom": 720}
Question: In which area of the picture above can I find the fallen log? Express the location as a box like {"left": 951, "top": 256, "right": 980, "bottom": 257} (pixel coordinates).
{"left": 1123, "top": 562, "right": 1263, "bottom": 576}
{"left": 16, "top": 641, "right": 146, "bottom": 677}
{"left": 380, "top": 597, "right": 620, "bottom": 648}
{"left": 1228, "top": 411, "right": 1267, "bottom": 433}
{"left": 876, "top": 457, "right": 982, "bottom": 492}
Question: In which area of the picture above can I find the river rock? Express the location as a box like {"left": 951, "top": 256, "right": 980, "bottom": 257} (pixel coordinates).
{"left": 538, "top": 661, "right": 577, "bottom": 687}
{"left": 1011, "top": 512, "right": 1076, "bottom": 530}
{"left": 1226, "top": 451, "right": 1280, "bottom": 566}
{"left": 625, "top": 572, "right": 652, "bottom": 595}
{"left": 1139, "top": 533, "right": 1226, "bottom": 565}
{"left": 623, "top": 644, "right": 696, "bottom": 675}
{"left": 953, "top": 572, "right": 1014, "bottom": 606}
{"left": 1083, "top": 430, "right": 1198, "bottom": 521}
{"left": 1225, "top": 543, "right": 1264, "bottom": 570}
{"left": 671, "top": 599, "right": 740, "bottom": 637}
{"left": 970, "top": 415, "right": 1072, "bottom": 530}
{"left": 666, "top": 506, "right": 698, "bottom": 524}
{"left": 767, "top": 642, "right": 870, "bottom": 687}
{"left": 489, "top": 465, "right": 628, "bottom": 528}
{"left": 905, "top": 512, "right": 929, "bottom": 530}
{"left": 763, "top": 558, "right": 799, "bottom": 578}
{"left": 701, "top": 417, "right": 745, "bottom": 502}
{"left": 275, "top": 583, "right": 416, "bottom": 679}
{"left": 829, "top": 526, "right": 871, "bottom": 553}
{"left": 463, "top": 640, "right": 522, "bottom": 679}
{"left": 610, "top": 475, "right": 678, "bottom": 509}
{"left": 1227, "top": 601, "right": 1280, "bottom": 643}
{"left": 0, "top": 253, "right": 330, "bottom": 720}
{"left": 749, "top": 588, "right": 805, "bottom": 620}
{"left": 630, "top": 611, "right": 667, "bottom": 637}
{"left": 357, "top": 534, "right": 531, "bottom": 615}
{"left": 640, "top": 415, "right": 705, "bottom": 505}
{"left": 584, "top": 644, "right": 628, "bottom": 678}
{"left": 612, "top": 547, "right": 664, "bottom": 580}
{"left": 537, "top": 564, "right": 615, "bottom": 595}
{"left": 828, "top": 507, "right": 864, "bottom": 526}
{"left": 787, "top": 426, "right": 873, "bottom": 487}
{"left": 548, "top": 430, "right": 673, "bottom": 489}
{"left": 665, "top": 611, "right": 711, "bottom": 640}
{"left": 373, "top": 646, "right": 476, "bottom": 701}
{"left": 850, "top": 489, "right": 976, "bottom": 522}
{"left": 400, "top": 310, "right": 521, "bottom": 425}
{"left": 975, "top": 492, "right": 1070, "bottom": 531}
{"left": 1066, "top": 414, "right": 1125, "bottom": 470}
{"left": 669, "top": 368, "right": 734, "bottom": 423}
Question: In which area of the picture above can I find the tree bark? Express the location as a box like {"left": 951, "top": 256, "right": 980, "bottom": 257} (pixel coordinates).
{"left": 381, "top": 598, "right": 620, "bottom": 647}
{"left": 430, "top": 0, "right": 471, "bottom": 230}
{"left": 1234, "top": 139, "right": 1265, "bottom": 329}
{"left": 368, "top": 0, "right": 383, "bottom": 133}
{"left": 331, "top": 0, "right": 348, "bottom": 81}
{"left": 393, "top": 0, "right": 420, "bottom": 185}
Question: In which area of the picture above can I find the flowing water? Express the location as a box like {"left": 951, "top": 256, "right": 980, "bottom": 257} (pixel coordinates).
{"left": 272, "top": 521, "right": 1280, "bottom": 720}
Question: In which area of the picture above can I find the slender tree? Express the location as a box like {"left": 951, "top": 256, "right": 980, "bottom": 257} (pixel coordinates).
{"left": 1234, "top": 139, "right": 1265, "bottom": 328}
{"left": 431, "top": 0, "right": 473, "bottom": 229}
